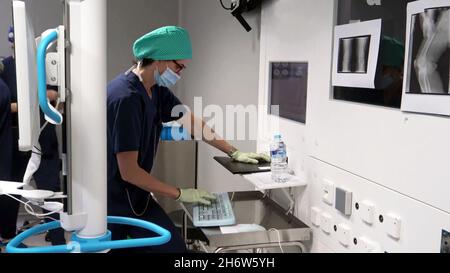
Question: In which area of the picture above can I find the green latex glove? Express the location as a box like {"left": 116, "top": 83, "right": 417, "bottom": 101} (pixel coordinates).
{"left": 231, "top": 151, "right": 271, "bottom": 165}
{"left": 176, "top": 189, "right": 217, "bottom": 205}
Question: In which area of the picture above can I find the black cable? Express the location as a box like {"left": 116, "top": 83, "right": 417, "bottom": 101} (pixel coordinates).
{"left": 220, "top": 0, "right": 232, "bottom": 10}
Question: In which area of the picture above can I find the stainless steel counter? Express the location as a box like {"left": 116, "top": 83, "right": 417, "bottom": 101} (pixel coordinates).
{"left": 180, "top": 191, "right": 311, "bottom": 253}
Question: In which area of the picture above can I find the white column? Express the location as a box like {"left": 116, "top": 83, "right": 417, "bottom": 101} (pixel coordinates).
{"left": 69, "top": 0, "right": 107, "bottom": 238}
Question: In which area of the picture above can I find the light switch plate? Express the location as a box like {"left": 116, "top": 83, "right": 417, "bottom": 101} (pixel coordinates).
{"left": 323, "top": 179, "right": 335, "bottom": 206}
{"left": 385, "top": 214, "right": 402, "bottom": 240}
{"left": 320, "top": 213, "right": 333, "bottom": 234}
{"left": 310, "top": 207, "right": 321, "bottom": 227}
{"left": 337, "top": 224, "right": 351, "bottom": 247}
{"left": 360, "top": 201, "right": 375, "bottom": 225}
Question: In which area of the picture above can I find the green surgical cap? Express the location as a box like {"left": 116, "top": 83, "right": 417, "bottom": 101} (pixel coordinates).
{"left": 380, "top": 36, "right": 405, "bottom": 69}
{"left": 133, "top": 26, "right": 192, "bottom": 61}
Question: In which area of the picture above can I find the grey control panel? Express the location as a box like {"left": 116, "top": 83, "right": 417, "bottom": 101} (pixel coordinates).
{"left": 441, "top": 230, "right": 449, "bottom": 253}
{"left": 335, "top": 187, "right": 353, "bottom": 216}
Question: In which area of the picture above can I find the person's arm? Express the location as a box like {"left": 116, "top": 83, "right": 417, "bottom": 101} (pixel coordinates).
{"left": 179, "top": 112, "right": 236, "bottom": 155}
{"left": 10, "top": 89, "right": 60, "bottom": 114}
{"left": 117, "top": 151, "right": 216, "bottom": 204}
{"left": 179, "top": 112, "right": 270, "bottom": 164}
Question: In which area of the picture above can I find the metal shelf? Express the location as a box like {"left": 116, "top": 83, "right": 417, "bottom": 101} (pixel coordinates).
{"left": 242, "top": 172, "right": 307, "bottom": 190}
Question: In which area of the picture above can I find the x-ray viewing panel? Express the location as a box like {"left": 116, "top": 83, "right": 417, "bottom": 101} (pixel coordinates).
{"left": 402, "top": 0, "right": 450, "bottom": 116}
{"left": 332, "top": 19, "right": 382, "bottom": 89}
{"left": 338, "top": 35, "right": 371, "bottom": 74}
{"left": 334, "top": 0, "right": 416, "bottom": 109}
{"left": 269, "top": 62, "right": 308, "bottom": 124}
{"left": 407, "top": 7, "right": 450, "bottom": 96}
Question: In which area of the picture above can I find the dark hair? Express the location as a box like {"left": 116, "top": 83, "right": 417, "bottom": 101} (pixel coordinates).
{"left": 133, "top": 58, "right": 155, "bottom": 68}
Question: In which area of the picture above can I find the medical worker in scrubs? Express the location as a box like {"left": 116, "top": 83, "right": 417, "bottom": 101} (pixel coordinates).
{"left": 107, "top": 26, "right": 270, "bottom": 253}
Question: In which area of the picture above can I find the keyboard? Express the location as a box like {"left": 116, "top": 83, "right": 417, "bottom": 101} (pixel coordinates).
{"left": 192, "top": 193, "right": 236, "bottom": 227}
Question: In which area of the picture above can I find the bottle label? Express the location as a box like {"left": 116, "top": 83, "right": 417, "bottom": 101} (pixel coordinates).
{"left": 271, "top": 149, "right": 286, "bottom": 159}
{"left": 271, "top": 141, "right": 287, "bottom": 163}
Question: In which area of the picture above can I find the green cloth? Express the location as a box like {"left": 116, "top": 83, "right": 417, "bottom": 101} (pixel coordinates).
{"left": 133, "top": 26, "right": 192, "bottom": 61}
{"left": 380, "top": 36, "right": 405, "bottom": 69}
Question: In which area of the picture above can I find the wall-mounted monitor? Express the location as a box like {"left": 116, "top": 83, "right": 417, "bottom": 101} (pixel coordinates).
{"left": 12, "top": 0, "right": 40, "bottom": 151}
{"left": 269, "top": 62, "right": 308, "bottom": 124}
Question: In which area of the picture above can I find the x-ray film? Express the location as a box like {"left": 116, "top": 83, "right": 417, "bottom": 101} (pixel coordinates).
{"left": 402, "top": 0, "right": 450, "bottom": 116}
{"left": 338, "top": 36, "right": 371, "bottom": 74}
{"left": 333, "top": 19, "right": 382, "bottom": 89}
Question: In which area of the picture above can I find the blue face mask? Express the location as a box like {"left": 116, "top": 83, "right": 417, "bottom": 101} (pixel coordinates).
{"left": 154, "top": 67, "right": 181, "bottom": 88}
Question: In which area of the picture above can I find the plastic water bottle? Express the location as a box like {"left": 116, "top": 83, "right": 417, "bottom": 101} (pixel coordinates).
{"left": 270, "top": 134, "right": 289, "bottom": 183}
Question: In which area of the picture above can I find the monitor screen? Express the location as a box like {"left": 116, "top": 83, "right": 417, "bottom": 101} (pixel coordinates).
{"left": 269, "top": 62, "right": 308, "bottom": 124}
{"left": 13, "top": 0, "right": 40, "bottom": 151}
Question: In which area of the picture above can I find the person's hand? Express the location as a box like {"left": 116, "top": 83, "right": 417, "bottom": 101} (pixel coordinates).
{"left": 47, "top": 90, "right": 59, "bottom": 102}
{"left": 176, "top": 189, "right": 217, "bottom": 205}
{"left": 10, "top": 103, "right": 18, "bottom": 114}
{"left": 231, "top": 151, "right": 271, "bottom": 165}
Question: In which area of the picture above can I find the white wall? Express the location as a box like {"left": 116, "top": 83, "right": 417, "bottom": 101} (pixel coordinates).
{"left": 107, "top": 0, "right": 179, "bottom": 81}
{"left": 308, "top": 157, "right": 450, "bottom": 253}
{"left": 258, "top": 0, "right": 450, "bottom": 253}
{"left": 0, "top": 0, "right": 63, "bottom": 58}
{"left": 179, "top": 0, "right": 261, "bottom": 193}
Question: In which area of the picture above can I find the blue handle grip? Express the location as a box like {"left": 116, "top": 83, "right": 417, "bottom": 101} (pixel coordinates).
{"left": 37, "top": 30, "right": 62, "bottom": 124}
{"left": 6, "top": 217, "right": 172, "bottom": 253}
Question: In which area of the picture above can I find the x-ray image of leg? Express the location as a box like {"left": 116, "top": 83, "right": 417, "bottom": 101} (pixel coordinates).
{"left": 340, "top": 38, "right": 353, "bottom": 72}
{"left": 355, "top": 36, "right": 370, "bottom": 73}
{"left": 414, "top": 9, "right": 449, "bottom": 94}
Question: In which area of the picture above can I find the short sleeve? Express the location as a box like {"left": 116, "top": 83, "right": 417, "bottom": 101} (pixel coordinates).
{"left": 110, "top": 95, "right": 143, "bottom": 154}
{"left": 160, "top": 88, "right": 186, "bottom": 123}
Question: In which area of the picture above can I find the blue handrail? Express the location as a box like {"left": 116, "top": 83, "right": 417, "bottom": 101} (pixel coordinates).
{"left": 6, "top": 217, "right": 172, "bottom": 253}
{"left": 37, "top": 29, "right": 63, "bottom": 124}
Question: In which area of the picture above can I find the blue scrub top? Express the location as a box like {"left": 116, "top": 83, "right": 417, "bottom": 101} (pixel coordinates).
{"left": 107, "top": 72, "right": 185, "bottom": 215}
{"left": 0, "top": 79, "right": 12, "bottom": 180}
{"left": 1, "top": 56, "right": 18, "bottom": 130}
{"left": 1, "top": 56, "right": 17, "bottom": 102}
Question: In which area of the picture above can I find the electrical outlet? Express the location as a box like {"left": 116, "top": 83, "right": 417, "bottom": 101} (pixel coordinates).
{"left": 358, "top": 237, "right": 381, "bottom": 253}
{"left": 322, "top": 179, "right": 335, "bottom": 206}
{"left": 337, "top": 224, "right": 351, "bottom": 247}
{"left": 385, "top": 214, "right": 402, "bottom": 240}
{"left": 310, "top": 207, "right": 321, "bottom": 227}
{"left": 360, "top": 201, "right": 375, "bottom": 225}
{"left": 320, "top": 213, "right": 333, "bottom": 234}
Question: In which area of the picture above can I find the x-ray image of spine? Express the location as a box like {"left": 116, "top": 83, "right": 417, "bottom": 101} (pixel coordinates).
{"left": 340, "top": 38, "right": 354, "bottom": 73}
{"left": 411, "top": 8, "right": 450, "bottom": 94}
{"left": 355, "top": 36, "right": 370, "bottom": 73}
{"left": 338, "top": 36, "right": 371, "bottom": 74}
